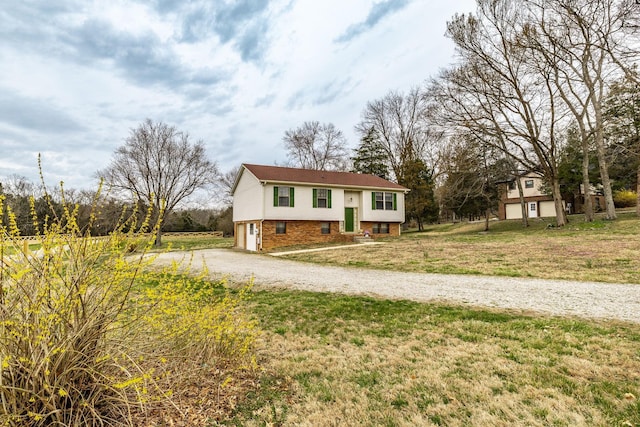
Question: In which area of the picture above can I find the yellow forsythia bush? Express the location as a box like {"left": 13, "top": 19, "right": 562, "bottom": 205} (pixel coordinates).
{"left": 0, "top": 187, "right": 257, "bottom": 426}
{"left": 613, "top": 189, "right": 638, "bottom": 208}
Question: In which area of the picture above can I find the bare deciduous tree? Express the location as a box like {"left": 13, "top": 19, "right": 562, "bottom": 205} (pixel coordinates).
{"left": 431, "top": 0, "right": 568, "bottom": 226}
{"left": 523, "top": 0, "right": 640, "bottom": 221}
{"left": 604, "top": 74, "right": 640, "bottom": 216}
{"left": 0, "top": 174, "right": 36, "bottom": 198}
{"left": 98, "top": 119, "right": 219, "bottom": 246}
{"left": 283, "top": 121, "right": 349, "bottom": 171}
{"left": 218, "top": 164, "right": 241, "bottom": 206}
{"left": 355, "top": 87, "right": 440, "bottom": 182}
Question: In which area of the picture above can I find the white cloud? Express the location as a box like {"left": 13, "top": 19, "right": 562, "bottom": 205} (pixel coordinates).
{"left": 0, "top": 0, "right": 477, "bottom": 197}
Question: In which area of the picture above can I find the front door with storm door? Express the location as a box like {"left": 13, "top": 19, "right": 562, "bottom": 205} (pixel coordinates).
{"left": 344, "top": 208, "right": 354, "bottom": 232}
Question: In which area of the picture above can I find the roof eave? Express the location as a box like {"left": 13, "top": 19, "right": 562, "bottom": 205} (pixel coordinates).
{"left": 255, "top": 178, "right": 407, "bottom": 192}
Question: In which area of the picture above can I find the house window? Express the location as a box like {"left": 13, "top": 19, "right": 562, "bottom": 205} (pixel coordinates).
{"left": 508, "top": 181, "right": 516, "bottom": 190}
{"left": 320, "top": 222, "right": 330, "bottom": 234}
{"left": 274, "top": 186, "right": 294, "bottom": 207}
{"left": 276, "top": 222, "right": 286, "bottom": 234}
{"left": 372, "top": 223, "right": 390, "bottom": 234}
{"left": 385, "top": 192, "right": 393, "bottom": 210}
{"left": 313, "top": 188, "right": 332, "bottom": 208}
{"left": 375, "top": 192, "right": 384, "bottom": 210}
{"left": 525, "top": 179, "right": 534, "bottom": 189}
{"left": 372, "top": 192, "right": 397, "bottom": 210}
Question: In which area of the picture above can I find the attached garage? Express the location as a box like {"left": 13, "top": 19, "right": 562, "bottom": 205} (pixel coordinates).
{"left": 504, "top": 201, "right": 561, "bottom": 219}
{"left": 539, "top": 201, "right": 557, "bottom": 218}
{"left": 505, "top": 203, "right": 524, "bottom": 219}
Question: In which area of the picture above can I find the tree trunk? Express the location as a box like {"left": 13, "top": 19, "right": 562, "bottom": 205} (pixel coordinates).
{"left": 594, "top": 105, "right": 617, "bottom": 220}
{"left": 551, "top": 177, "right": 567, "bottom": 227}
{"left": 155, "top": 230, "right": 162, "bottom": 247}
{"left": 581, "top": 138, "right": 594, "bottom": 222}
{"left": 484, "top": 207, "right": 490, "bottom": 231}
{"left": 516, "top": 176, "right": 529, "bottom": 227}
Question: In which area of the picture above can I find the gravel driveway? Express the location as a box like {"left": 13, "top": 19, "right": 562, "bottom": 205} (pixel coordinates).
{"left": 153, "top": 248, "right": 640, "bottom": 324}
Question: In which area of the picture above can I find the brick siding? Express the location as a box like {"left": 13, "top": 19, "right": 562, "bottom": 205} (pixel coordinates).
{"left": 261, "top": 220, "right": 354, "bottom": 250}
{"left": 359, "top": 222, "right": 400, "bottom": 237}
{"left": 236, "top": 220, "right": 402, "bottom": 251}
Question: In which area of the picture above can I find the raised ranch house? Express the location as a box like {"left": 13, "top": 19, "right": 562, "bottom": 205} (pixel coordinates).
{"left": 232, "top": 164, "right": 408, "bottom": 251}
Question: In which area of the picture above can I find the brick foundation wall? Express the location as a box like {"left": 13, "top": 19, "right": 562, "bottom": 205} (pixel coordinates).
{"left": 261, "top": 220, "right": 354, "bottom": 250}
{"left": 236, "top": 220, "right": 403, "bottom": 251}
{"left": 360, "top": 222, "right": 400, "bottom": 237}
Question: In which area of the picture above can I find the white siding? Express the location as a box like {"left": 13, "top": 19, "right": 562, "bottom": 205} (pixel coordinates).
{"left": 263, "top": 185, "right": 344, "bottom": 221}
{"left": 232, "top": 171, "right": 264, "bottom": 222}
{"left": 361, "top": 190, "right": 405, "bottom": 223}
{"left": 344, "top": 191, "right": 359, "bottom": 208}
{"left": 506, "top": 174, "right": 546, "bottom": 199}
{"left": 233, "top": 168, "right": 407, "bottom": 225}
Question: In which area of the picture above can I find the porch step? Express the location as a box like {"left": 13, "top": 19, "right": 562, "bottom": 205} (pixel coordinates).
{"left": 353, "top": 236, "right": 375, "bottom": 244}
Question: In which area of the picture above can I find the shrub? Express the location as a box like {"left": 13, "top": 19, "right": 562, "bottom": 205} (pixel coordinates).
{"left": 613, "top": 189, "right": 638, "bottom": 208}
{"left": 0, "top": 186, "right": 257, "bottom": 426}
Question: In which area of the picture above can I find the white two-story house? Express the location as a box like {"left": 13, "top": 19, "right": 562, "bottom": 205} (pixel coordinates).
{"left": 232, "top": 164, "right": 408, "bottom": 251}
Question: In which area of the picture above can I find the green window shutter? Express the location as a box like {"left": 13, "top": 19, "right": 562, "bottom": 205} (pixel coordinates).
{"left": 328, "top": 189, "right": 332, "bottom": 208}
{"left": 273, "top": 186, "right": 278, "bottom": 207}
{"left": 289, "top": 187, "right": 295, "bottom": 207}
{"left": 313, "top": 189, "right": 317, "bottom": 208}
{"left": 371, "top": 192, "right": 376, "bottom": 210}
{"left": 393, "top": 193, "right": 397, "bottom": 211}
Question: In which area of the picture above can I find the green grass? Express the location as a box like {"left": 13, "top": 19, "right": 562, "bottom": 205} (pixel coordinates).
{"left": 218, "top": 288, "right": 640, "bottom": 426}
{"left": 155, "top": 235, "right": 233, "bottom": 251}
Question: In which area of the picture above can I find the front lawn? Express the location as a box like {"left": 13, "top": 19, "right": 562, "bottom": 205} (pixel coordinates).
{"left": 281, "top": 213, "right": 640, "bottom": 284}
{"left": 220, "top": 289, "right": 640, "bottom": 427}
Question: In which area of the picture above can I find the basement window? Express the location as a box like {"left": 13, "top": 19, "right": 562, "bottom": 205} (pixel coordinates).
{"left": 320, "top": 222, "right": 330, "bottom": 234}
{"left": 372, "top": 223, "right": 389, "bottom": 234}
{"left": 276, "top": 222, "right": 286, "bottom": 234}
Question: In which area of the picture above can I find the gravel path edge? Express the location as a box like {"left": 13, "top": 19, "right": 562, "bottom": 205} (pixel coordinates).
{"left": 153, "top": 249, "right": 640, "bottom": 324}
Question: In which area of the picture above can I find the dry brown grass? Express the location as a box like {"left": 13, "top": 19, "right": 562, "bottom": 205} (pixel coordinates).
{"left": 257, "top": 332, "right": 629, "bottom": 427}
{"left": 282, "top": 214, "right": 640, "bottom": 284}
{"left": 229, "top": 291, "right": 640, "bottom": 427}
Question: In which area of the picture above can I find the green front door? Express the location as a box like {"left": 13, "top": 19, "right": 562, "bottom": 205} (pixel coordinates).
{"left": 344, "top": 208, "right": 354, "bottom": 232}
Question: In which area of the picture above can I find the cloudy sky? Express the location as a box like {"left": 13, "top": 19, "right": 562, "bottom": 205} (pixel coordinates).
{"left": 0, "top": 0, "right": 476, "bottom": 199}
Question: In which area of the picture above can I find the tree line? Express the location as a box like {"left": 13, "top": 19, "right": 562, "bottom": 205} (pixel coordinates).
{"left": 0, "top": 120, "right": 233, "bottom": 244}
{"left": 0, "top": 174, "right": 234, "bottom": 238}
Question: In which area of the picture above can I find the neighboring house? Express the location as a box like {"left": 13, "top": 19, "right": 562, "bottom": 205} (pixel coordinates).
{"left": 498, "top": 172, "right": 562, "bottom": 220}
{"left": 232, "top": 164, "right": 408, "bottom": 251}
{"left": 565, "top": 183, "right": 606, "bottom": 215}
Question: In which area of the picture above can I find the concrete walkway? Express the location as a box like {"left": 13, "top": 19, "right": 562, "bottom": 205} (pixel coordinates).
{"left": 269, "top": 241, "right": 383, "bottom": 256}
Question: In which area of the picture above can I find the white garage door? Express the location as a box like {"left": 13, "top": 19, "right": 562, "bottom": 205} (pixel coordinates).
{"left": 539, "top": 201, "right": 557, "bottom": 218}
{"left": 505, "top": 203, "right": 523, "bottom": 219}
